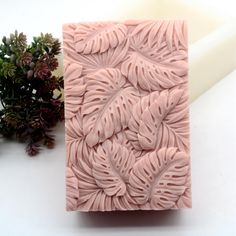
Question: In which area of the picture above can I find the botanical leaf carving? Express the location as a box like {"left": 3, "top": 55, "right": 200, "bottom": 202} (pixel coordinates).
{"left": 64, "top": 59, "right": 82, "bottom": 79}
{"left": 74, "top": 22, "right": 127, "bottom": 54}
{"left": 64, "top": 21, "right": 191, "bottom": 212}
{"left": 121, "top": 20, "right": 187, "bottom": 91}
{"left": 126, "top": 88, "right": 189, "bottom": 152}
{"left": 131, "top": 20, "right": 187, "bottom": 50}
{"left": 63, "top": 23, "right": 128, "bottom": 69}
{"left": 160, "top": 87, "right": 189, "bottom": 152}
{"left": 113, "top": 191, "right": 139, "bottom": 211}
{"left": 64, "top": 60, "right": 86, "bottom": 119}
{"left": 81, "top": 68, "right": 140, "bottom": 147}
{"left": 63, "top": 24, "right": 129, "bottom": 75}
{"left": 63, "top": 24, "right": 78, "bottom": 61}
{"left": 175, "top": 171, "right": 191, "bottom": 208}
{"left": 66, "top": 167, "right": 79, "bottom": 211}
{"left": 65, "top": 114, "right": 91, "bottom": 166}
{"left": 110, "top": 131, "right": 147, "bottom": 161}
{"left": 76, "top": 39, "right": 130, "bottom": 75}
{"left": 92, "top": 139, "right": 135, "bottom": 197}
{"left": 71, "top": 158, "right": 103, "bottom": 211}
{"left": 129, "top": 147, "right": 189, "bottom": 209}
{"left": 71, "top": 156, "right": 137, "bottom": 211}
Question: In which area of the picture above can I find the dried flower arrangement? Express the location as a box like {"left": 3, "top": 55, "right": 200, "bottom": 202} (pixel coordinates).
{"left": 0, "top": 31, "right": 64, "bottom": 156}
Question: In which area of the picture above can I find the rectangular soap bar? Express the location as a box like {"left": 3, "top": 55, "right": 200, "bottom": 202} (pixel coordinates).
{"left": 63, "top": 20, "right": 191, "bottom": 212}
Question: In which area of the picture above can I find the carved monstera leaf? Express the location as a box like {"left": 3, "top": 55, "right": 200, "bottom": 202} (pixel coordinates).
{"left": 71, "top": 153, "right": 137, "bottom": 211}
{"left": 121, "top": 20, "right": 187, "bottom": 91}
{"left": 66, "top": 167, "right": 79, "bottom": 211}
{"left": 126, "top": 88, "right": 189, "bottom": 153}
{"left": 82, "top": 68, "right": 140, "bottom": 147}
{"left": 92, "top": 139, "right": 135, "bottom": 197}
{"left": 76, "top": 39, "right": 130, "bottom": 75}
{"left": 64, "top": 60, "right": 86, "bottom": 119}
{"left": 74, "top": 22, "right": 127, "bottom": 54}
{"left": 65, "top": 114, "right": 91, "bottom": 166}
{"left": 63, "top": 24, "right": 129, "bottom": 75}
{"left": 129, "top": 147, "right": 189, "bottom": 209}
{"left": 130, "top": 20, "right": 187, "bottom": 50}
{"left": 110, "top": 131, "right": 147, "bottom": 161}
{"left": 176, "top": 171, "right": 191, "bottom": 208}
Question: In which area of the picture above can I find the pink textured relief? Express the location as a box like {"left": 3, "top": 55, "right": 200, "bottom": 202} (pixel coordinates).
{"left": 63, "top": 20, "right": 191, "bottom": 212}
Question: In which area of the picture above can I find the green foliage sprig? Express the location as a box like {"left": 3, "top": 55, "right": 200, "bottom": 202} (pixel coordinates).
{"left": 0, "top": 31, "right": 64, "bottom": 156}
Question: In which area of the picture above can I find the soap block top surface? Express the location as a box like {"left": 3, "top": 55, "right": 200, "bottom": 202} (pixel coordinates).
{"left": 63, "top": 20, "right": 191, "bottom": 212}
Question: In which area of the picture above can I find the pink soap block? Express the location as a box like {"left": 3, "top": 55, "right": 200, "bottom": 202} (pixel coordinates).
{"left": 63, "top": 20, "right": 191, "bottom": 212}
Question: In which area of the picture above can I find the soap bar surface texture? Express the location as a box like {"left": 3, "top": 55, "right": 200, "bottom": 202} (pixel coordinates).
{"left": 63, "top": 20, "right": 191, "bottom": 212}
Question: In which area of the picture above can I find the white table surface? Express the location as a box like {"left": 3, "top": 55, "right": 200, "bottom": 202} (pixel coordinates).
{"left": 1, "top": 70, "right": 236, "bottom": 236}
